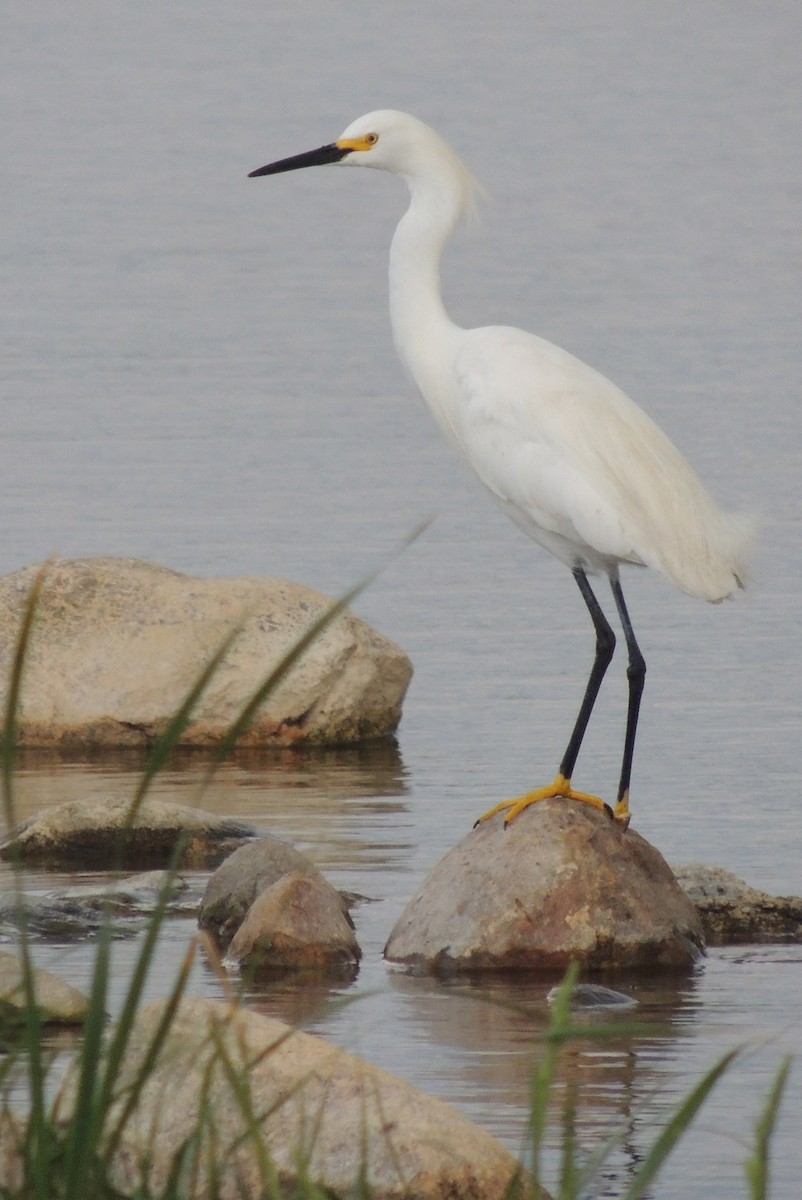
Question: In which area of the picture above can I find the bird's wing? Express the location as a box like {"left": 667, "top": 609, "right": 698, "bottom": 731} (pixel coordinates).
{"left": 449, "top": 323, "right": 753, "bottom": 604}
{"left": 452, "top": 326, "right": 662, "bottom": 563}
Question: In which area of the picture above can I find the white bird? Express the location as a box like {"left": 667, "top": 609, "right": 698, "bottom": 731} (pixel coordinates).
{"left": 249, "top": 110, "right": 754, "bottom": 828}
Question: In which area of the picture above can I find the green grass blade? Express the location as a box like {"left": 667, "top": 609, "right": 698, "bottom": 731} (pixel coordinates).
{"left": 0, "top": 565, "right": 53, "bottom": 1200}
{"left": 745, "top": 1055, "right": 792, "bottom": 1200}
{"left": 102, "top": 935, "right": 197, "bottom": 1165}
{"left": 96, "top": 846, "right": 191, "bottom": 1124}
{"left": 1, "top": 563, "right": 48, "bottom": 830}
{"left": 204, "top": 517, "right": 433, "bottom": 777}
{"left": 556, "top": 1075, "right": 579, "bottom": 1200}
{"left": 129, "top": 622, "right": 245, "bottom": 817}
{"left": 206, "top": 1021, "right": 281, "bottom": 1196}
{"left": 59, "top": 923, "right": 113, "bottom": 1199}
{"left": 526, "top": 962, "right": 579, "bottom": 1188}
{"left": 621, "top": 1047, "right": 739, "bottom": 1200}
{"left": 17, "top": 957, "right": 51, "bottom": 1200}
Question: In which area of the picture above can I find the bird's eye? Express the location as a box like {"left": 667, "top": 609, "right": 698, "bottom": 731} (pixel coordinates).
{"left": 365, "top": 132, "right": 379, "bottom": 146}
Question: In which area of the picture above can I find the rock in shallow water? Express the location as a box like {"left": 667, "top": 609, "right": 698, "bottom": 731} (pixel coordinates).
{"left": 198, "top": 836, "right": 325, "bottom": 943}
{"left": 0, "top": 557, "right": 412, "bottom": 748}
{"left": 385, "top": 799, "right": 704, "bottom": 973}
{"left": 201, "top": 839, "right": 362, "bottom": 977}
{"left": 674, "top": 863, "right": 802, "bottom": 945}
{"left": 0, "top": 797, "right": 255, "bottom": 869}
{"left": 227, "top": 870, "right": 361, "bottom": 977}
{"left": 0, "top": 950, "right": 89, "bottom": 1024}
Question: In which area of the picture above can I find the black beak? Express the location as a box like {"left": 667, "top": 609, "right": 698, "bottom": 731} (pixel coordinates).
{"left": 248, "top": 142, "right": 350, "bottom": 178}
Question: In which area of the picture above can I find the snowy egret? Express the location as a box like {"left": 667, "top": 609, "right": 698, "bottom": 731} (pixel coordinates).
{"left": 249, "top": 110, "right": 754, "bottom": 828}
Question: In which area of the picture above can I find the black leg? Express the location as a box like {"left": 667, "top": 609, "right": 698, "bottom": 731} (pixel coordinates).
{"left": 474, "top": 566, "right": 629, "bottom": 829}
{"left": 609, "top": 572, "right": 646, "bottom": 819}
{"left": 558, "top": 568, "right": 616, "bottom": 781}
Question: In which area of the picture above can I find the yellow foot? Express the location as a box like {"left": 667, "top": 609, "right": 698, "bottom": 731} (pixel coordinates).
{"left": 474, "top": 774, "right": 614, "bottom": 829}
{"left": 613, "top": 791, "right": 631, "bottom": 831}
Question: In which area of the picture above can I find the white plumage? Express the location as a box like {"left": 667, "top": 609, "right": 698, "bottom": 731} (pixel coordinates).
{"left": 250, "top": 109, "right": 754, "bottom": 826}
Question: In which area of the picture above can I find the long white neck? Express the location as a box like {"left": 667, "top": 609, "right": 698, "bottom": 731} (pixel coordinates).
{"left": 388, "top": 173, "right": 464, "bottom": 415}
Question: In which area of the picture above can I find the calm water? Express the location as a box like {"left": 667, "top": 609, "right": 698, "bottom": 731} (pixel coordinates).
{"left": 2, "top": 3, "right": 801, "bottom": 1196}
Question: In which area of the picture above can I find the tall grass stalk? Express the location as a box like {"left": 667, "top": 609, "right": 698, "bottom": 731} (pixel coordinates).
{"left": 524, "top": 972, "right": 762, "bottom": 1200}
{"left": 620, "top": 1047, "right": 739, "bottom": 1200}
{"left": 123, "top": 516, "right": 432, "bottom": 829}
{"left": 526, "top": 962, "right": 579, "bottom": 1186}
{"left": 202, "top": 515, "right": 432, "bottom": 781}
{"left": 1, "top": 564, "right": 53, "bottom": 1200}
{"left": 745, "top": 1055, "right": 792, "bottom": 1200}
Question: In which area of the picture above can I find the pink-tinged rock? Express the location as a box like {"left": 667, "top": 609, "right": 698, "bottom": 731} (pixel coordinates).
{"left": 227, "top": 870, "right": 361, "bottom": 975}
{"left": 385, "top": 799, "right": 704, "bottom": 973}
{"left": 199, "top": 836, "right": 326, "bottom": 943}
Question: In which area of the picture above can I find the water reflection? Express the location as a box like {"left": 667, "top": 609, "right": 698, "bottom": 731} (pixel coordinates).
{"left": 10, "top": 741, "right": 408, "bottom": 814}
{"left": 385, "top": 966, "right": 703, "bottom": 1116}
{"left": 235, "top": 967, "right": 360, "bottom": 1030}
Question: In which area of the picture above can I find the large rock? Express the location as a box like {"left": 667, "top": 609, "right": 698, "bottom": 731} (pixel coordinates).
{"left": 55, "top": 997, "right": 526, "bottom": 1200}
{"left": 198, "top": 836, "right": 325, "bottom": 942}
{"left": 385, "top": 799, "right": 704, "bottom": 972}
{"left": 227, "top": 870, "right": 361, "bottom": 976}
{"left": 0, "top": 950, "right": 89, "bottom": 1024}
{"left": 0, "top": 558, "right": 412, "bottom": 747}
{"left": 675, "top": 863, "right": 802, "bottom": 945}
{"left": 0, "top": 797, "right": 255, "bottom": 869}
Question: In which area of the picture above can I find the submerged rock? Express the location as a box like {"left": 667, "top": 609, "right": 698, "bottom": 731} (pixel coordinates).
{"left": 675, "top": 863, "right": 802, "bottom": 945}
{"left": 548, "top": 982, "right": 638, "bottom": 1012}
{"left": 385, "top": 799, "right": 704, "bottom": 973}
{"left": 0, "top": 870, "right": 197, "bottom": 941}
{"left": 0, "top": 797, "right": 255, "bottom": 869}
{"left": 0, "top": 557, "right": 412, "bottom": 748}
{"left": 227, "top": 870, "right": 361, "bottom": 977}
{"left": 55, "top": 997, "right": 526, "bottom": 1200}
{"left": 198, "top": 836, "right": 325, "bottom": 943}
{"left": 57, "top": 869, "right": 196, "bottom": 913}
{"left": 0, "top": 950, "right": 89, "bottom": 1025}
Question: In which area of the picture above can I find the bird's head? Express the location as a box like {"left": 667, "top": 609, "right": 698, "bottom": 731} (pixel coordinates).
{"left": 249, "top": 110, "right": 430, "bottom": 178}
{"left": 249, "top": 110, "right": 478, "bottom": 214}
